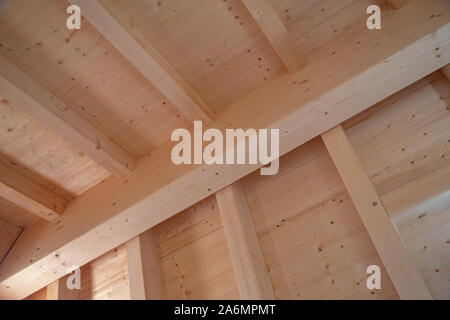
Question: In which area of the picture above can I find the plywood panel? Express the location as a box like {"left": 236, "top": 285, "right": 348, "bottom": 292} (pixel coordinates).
{"left": 242, "top": 138, "right": 399, "bottom": 299}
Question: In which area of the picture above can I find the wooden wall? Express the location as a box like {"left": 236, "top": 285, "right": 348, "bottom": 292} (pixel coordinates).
{"left": 344, "top": 71, "right": 450, "bottom": 299}
{"left": 154, "top": 196, "right": 240, "bottom": 300}
{"left": 242, "top": 138, "right": 398, "bottom": 299}
{"left": 22, "top": 72, "right": 449, "bottom": 300}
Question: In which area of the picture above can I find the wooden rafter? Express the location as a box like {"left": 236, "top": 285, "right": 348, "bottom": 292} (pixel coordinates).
{"left": 69, "top": 0, "right": 214, "bottom": 123}
{"left": 216, "top": 182, "right": 274, "bottom": 299}
{"left": 241, "top": 0, "right": 306, "bottom": 73}
{"left": 0, "top": 56, "right": 136, "bottom": 178}
{"left": 126, "top": 229, "right": 163, "bottom": 300}
{"left": 0, "top": 161, "right": 67, "bottom": 221}
{"left": 321, "top": 125, "right": 433, "bottom": 300}
{"left": 0, "top": 0, "right": 448, "bottom": 299}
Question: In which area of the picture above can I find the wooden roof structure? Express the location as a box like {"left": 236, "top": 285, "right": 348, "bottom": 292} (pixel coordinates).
{"left": 0, "top": 0, "right": 449, "bottom": 300}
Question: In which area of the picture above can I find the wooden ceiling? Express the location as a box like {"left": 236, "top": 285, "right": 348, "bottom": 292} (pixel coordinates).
{"left": 0, "top": 0, "right": 448, "bottom": 299}
{"left": 0, "top": 0, "right": 383, "bottom": 229}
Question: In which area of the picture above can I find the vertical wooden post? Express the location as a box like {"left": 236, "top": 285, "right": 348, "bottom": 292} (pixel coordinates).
{"left": 126, "top": 229, "right": 163, "bottom": 300}
{"left": 216, "top": 181, "right": 275, "bottom": 299}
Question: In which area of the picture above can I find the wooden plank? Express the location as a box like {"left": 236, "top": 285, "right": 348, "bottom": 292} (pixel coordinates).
{"left": 0, "top": 161, "right": 67, "bottom": 221}
{"left": 216, "top": 181, "right": 274, "bottom": 299}
{"left": 0, "top": 0, "right": 448, "bottom": 299}
{"left": 0, "top": 55, "right": 136, "bottom": 178}
{"left": 0, "top": 219, "right": 21, "bottom": 263}
{"left": 241, "top": 0, "right": 306, "bottom": 73}
{"left": 126, "top": 229, "right": 162, "bottom": 300}
{"left": 46, "top": 275, "right": 79, "bottom": 300}
{"left": 69, "top": 0, "right": 213, "bottom": 123}
{"left": 321, "top": 125, "right": 433, "bottom": 300}
{"left": 388, "top": 0, "right": 414, "bottom": 9}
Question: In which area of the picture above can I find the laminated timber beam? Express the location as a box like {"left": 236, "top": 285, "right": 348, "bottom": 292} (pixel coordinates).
{"left": 0, "top": 161, "right": 67, "bottom": 222}
{"left": 216, "top": 182, "right": 274, "bottom": 300}
{"left": 0, "top": 0, "right": 448, "bottom": 299}
{"left": 69, "top": 0, "right": 214, "bottom": 123}
{"left": 241, "top": 0, "right": 306, "bottom": 73}
{"left": 321, "top": 125, "right": 433, "bottom": 300}
{"left": 0, "top": 56, "right": 136, "bottom": 178}
{"left": 126, "top": 229, "right": 163, "bottom": 300}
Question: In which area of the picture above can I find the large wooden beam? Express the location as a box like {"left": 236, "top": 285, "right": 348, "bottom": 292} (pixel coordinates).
{"left": 69, "top": 0, "right": 213, "bottom": 123}
{"left": 0, "top": 56, "right": 136, "bottom": 178}
{"left": 0, "top": 161, "right": 67, "bottom": 221}
{"left": 216, "top": 182, "right": 274, "bottom": 299}
{"left": 321, "top": 125, "right": 433, "bottom": 300}
{"left": 126, "top": 229, "right": 162, "bottom": 300}
{"left": 241, "top": 0, "right": 306, "bottom": 73}
{"left": 0, "top": 0, "right": 448, "bottom": 299}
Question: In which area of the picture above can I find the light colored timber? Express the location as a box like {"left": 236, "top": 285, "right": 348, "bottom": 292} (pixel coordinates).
{"left": 0, "top": 218, "right": 21, "bottom": 263}
{"left": 241, "top": 0, "right": 306, "bottom": 73}
{"left": 0, "top": 55, "right": 136, "bottom": 178}
{"left": 69, "top": 0, "right": 213, "bottom": 123}
{"left": 126, "top": 229, "right": 163, "bottom": 300}
{"left": 46, "top": 275, "right": 79, "bottom": 300}
{"left": 0, "top": 0, "right": 448, "bottom": 299}
{"left": 321, "top": 125, "right": 433, "bottom": 300}
{"left": 0, "top": 161, "right": 67, "bottom": 221}
{"left": 216, "top": 181, "right": 274, "bottom": 299}
{"left": 442, "top": 64, "right": 450, "bottom": 80}
{"left": 380, "top": 163, "right": 450, "bottom": 228}
{"left": 388, "top": 0, "right": 414, "bottom": 9}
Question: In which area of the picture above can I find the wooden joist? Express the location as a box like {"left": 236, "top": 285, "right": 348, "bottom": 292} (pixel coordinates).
{"left": 216, "top": 182, "right": 274, "bottom": 299}
{"left": 0, "top": 0, "right": 448, "bottom": 299}
{"left": 0, "top": 56, "right": 136, "bottom": 178}
{"left": 126, "top": 229, "right": 163, "bottom": 300}
{"left": 241, "top": 0, "right": 306, "bottom": 73}
{"left": 321, "top": 125, "right": 433, "bottom": 300}
{"left": 69, "top": 0, "right": 213, "bottom": 123}
{"left": 0, "top": 161, "right": 67, "bottom": 221}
